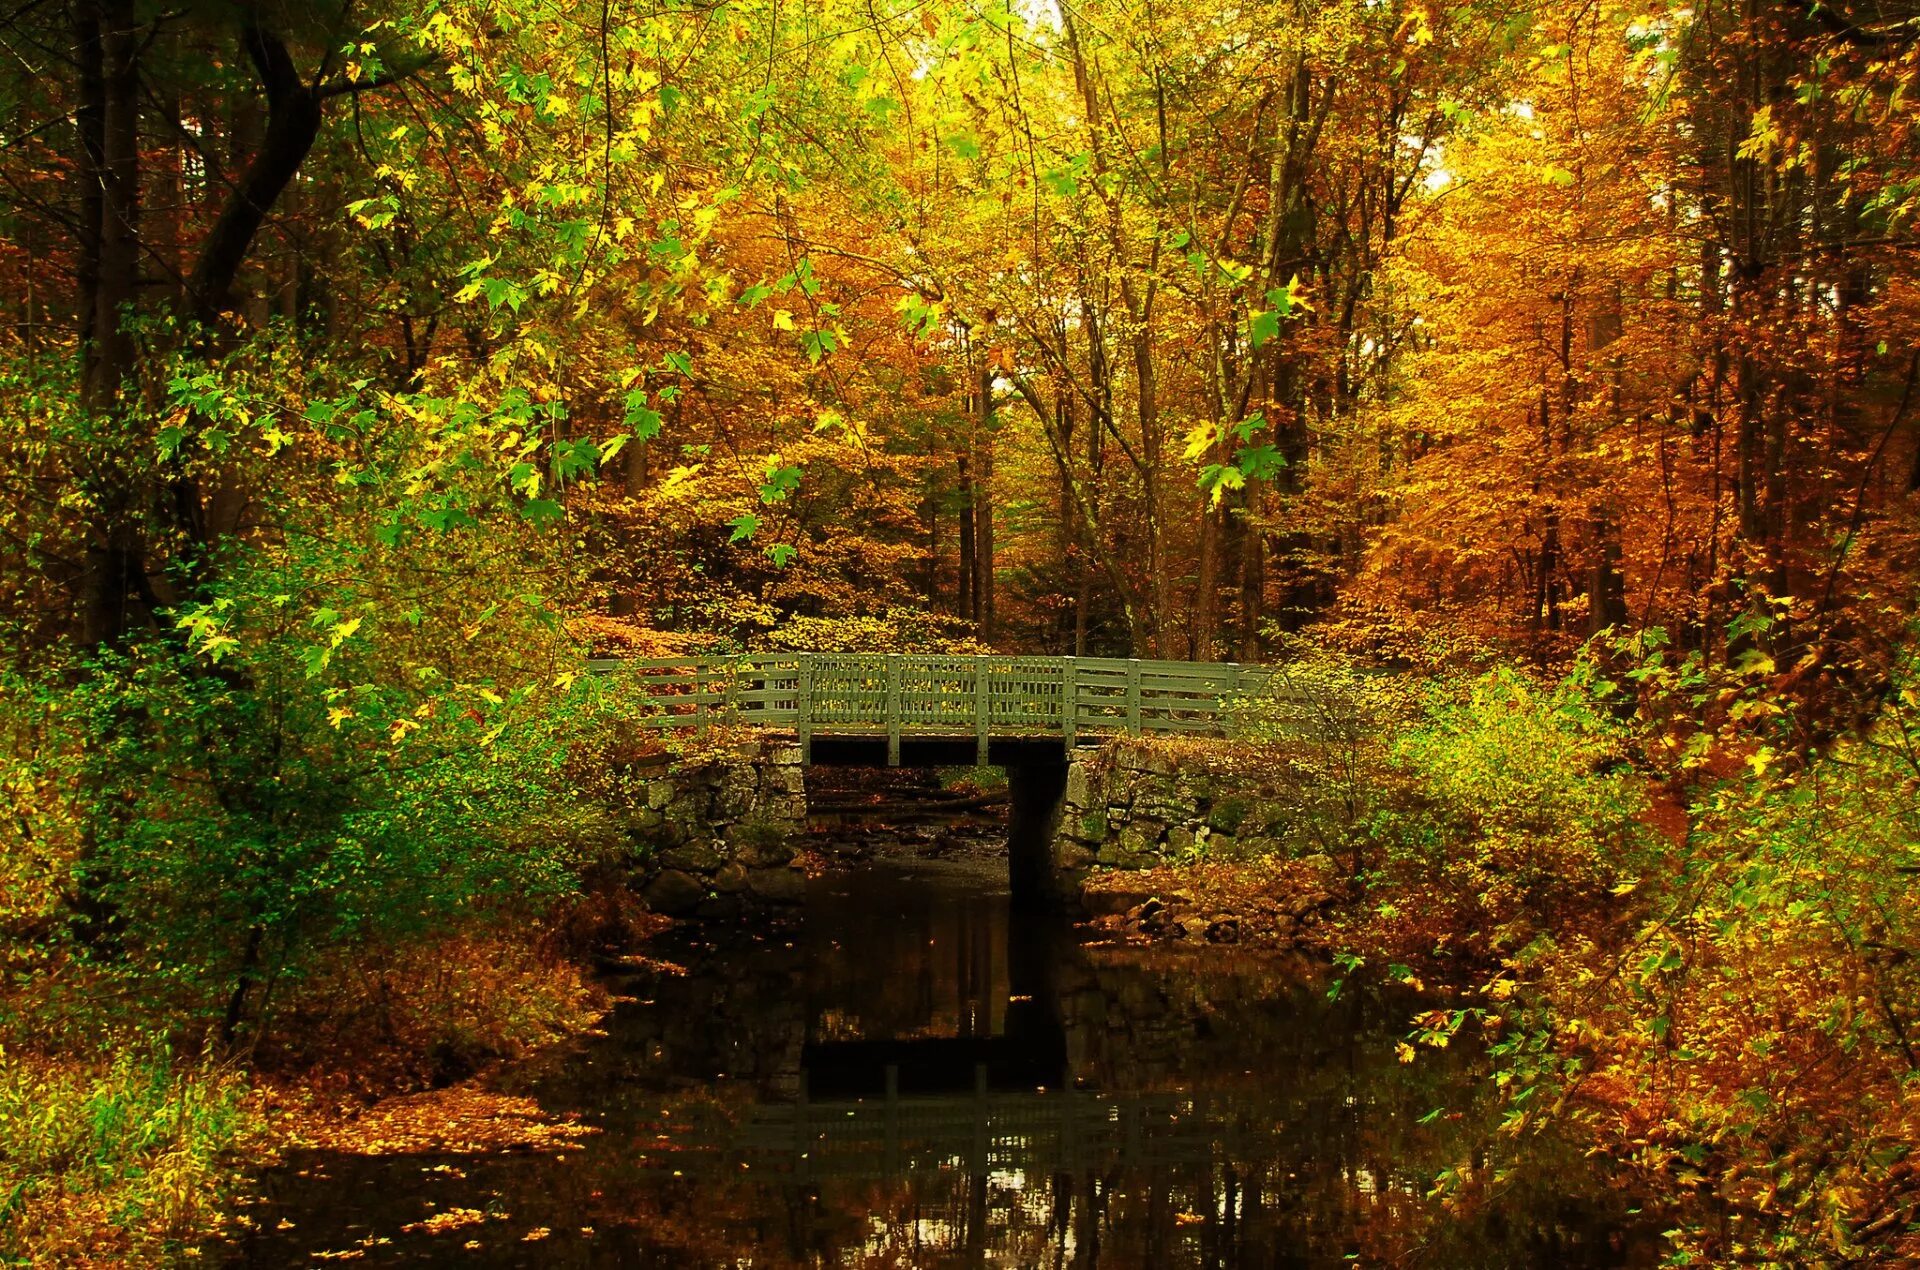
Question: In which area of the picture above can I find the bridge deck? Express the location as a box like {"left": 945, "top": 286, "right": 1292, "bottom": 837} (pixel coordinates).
{"left": 590, "top": 653, "right": 1300, "bottom": 764}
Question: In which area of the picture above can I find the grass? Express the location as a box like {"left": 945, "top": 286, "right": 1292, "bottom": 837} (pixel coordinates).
{"left": 0, "top": 1046, "right": 253, "bottom": 1268}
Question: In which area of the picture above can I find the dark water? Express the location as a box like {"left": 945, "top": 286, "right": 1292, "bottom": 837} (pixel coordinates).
{"left": 229, "top": 852, "right": 1656, "bottom": 1267}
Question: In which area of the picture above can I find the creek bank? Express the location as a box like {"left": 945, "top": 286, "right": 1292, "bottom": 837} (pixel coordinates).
{"left": 1051, "top": 736, "right": 1352, "bottom": 939}
{"left": 1080, "top": 856, "right": 1344, "bottom": 950}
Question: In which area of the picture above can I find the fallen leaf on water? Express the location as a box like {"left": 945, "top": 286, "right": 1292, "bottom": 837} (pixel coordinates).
{"left": 288, "top": 1087, "right": 601, "bottom": 1155}
{"left": 400, "top": 1207, "right": 491, "bottom": 1235}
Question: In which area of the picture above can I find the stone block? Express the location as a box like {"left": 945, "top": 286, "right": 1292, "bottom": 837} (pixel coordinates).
{"left": 1053, "top": 839, "right": 1095, "bottom": 870}
{"left": 660, "top": 843, "right": 723, "bottom": 874}
{"left": 694, "top": 894, "right": 744, "bottom": 922}
{"left": 642, "top": 869, "right": 705, "bottom": 916}
{"left": 1207, "top": 795, "right": 1253, "bottom": 834}
{"left": 746, "top": 866, "right": 807, "bottom": 903}
{"left": 1063, "top": 764, "right": 1092, "bottom": 809}
{"left": 1204, "top": 917, "right": 1241, "bottom": 944}
{"left": 733, "top": 831, "right": 796, "bottom": 868}
{"left": 1074, "top": 811, "right": 1110, "bottom": 843}
{"left": 1139, "top": 749, "right": 1178, "bottom": 776}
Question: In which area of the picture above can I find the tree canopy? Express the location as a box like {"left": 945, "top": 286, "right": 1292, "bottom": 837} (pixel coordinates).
{"left": 3, "top": 0, "right": 1920, "bottom": 1262}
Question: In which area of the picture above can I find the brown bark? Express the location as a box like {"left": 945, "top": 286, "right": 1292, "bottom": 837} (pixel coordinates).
{"left": 1588, "top": 509, "right": 1628, "bottom": 636}
{"left": 974, "top": 362, "right": 996, "bottom": 641}
{"left": 75, "top": 0, "right": 145, "bottom": 648}
{"left": 187, "top": 28, "right": 326, "bottom": 325}
{"left": 956, "top": 448, "right": 975, "bottom": 620}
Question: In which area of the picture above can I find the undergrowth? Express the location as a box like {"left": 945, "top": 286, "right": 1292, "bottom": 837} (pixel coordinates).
{"left": 0, "top": 1047, "right": 251, "bottom": 1268}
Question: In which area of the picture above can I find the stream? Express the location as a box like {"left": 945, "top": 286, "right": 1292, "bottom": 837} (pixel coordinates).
{"left": 227, "top": 837, "right": 1658, "bottom": 1267}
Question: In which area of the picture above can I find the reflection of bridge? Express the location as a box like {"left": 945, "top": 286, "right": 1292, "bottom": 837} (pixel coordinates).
{"left": 590, "top": 653, "right": 1303, "bottom": 764}
{"left": 641, "top": 1084, "right": 1283, "bottom": 1180}
{"left": 637, "top": 867, "right": 1289, "bottom": 1182}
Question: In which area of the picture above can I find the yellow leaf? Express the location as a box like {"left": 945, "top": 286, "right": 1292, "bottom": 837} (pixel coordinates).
{"left": 1182, "top": 421, "right": 1221, "bottom": 462}
{"left": 772, "top": 309, "right": 795, "bottom": 331}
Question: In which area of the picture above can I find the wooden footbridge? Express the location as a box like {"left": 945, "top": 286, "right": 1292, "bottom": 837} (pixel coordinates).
{"left": 589, "top": 653, "right": 1290, "bottom": 765}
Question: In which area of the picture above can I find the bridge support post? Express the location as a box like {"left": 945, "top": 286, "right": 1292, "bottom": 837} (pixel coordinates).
{"left": 885, "top": 654, "right": 902, "bottom": 767}
{"left": 1061, "top": 658, "right": 1077, "bottom": 752}
{"left": 797, "top": 655, "right": 814, "bottom": 764}
{"left": 973, "top": 657, "right": 989, "bottom": 766}
{"left": 1125, "top": 659, "right": 1142, "bottom": 735}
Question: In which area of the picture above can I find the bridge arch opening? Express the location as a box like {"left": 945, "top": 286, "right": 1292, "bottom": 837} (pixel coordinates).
{"left": 800, "top": 742, "right": 1070, "bottom": 907}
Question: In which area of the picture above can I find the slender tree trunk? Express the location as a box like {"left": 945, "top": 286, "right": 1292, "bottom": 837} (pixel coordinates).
{"left": 1131, "top": 323, "right": 1165, "bottom": 656}
{"left": 1194, "top": 497, "right": 1218, "bottom": 660}
{"left": 76, "top": 0, "right": 145, "bottom": 649}
{"left": 974, "top": 363, "right": 996, "bottom": 641}
{"left": 1588, "top": 508, "right": 1628, "bottom": 635}
{"left": 957, "top": 449, "right": 975, "bottom": 621}
{"left": 1239, "top": 483, "right": 1265, "bottom": 661}
{"left": 1055, "top": 390, "right": 1079, "bottom": 651}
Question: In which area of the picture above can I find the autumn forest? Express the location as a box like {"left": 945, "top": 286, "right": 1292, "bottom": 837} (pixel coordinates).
{"left": 3, "top": 0, "right": 1920, "bottom": 1264}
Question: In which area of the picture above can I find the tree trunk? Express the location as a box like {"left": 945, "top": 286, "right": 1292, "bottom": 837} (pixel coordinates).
{"left": 75, "top": 0, "right": 145, "bottom": 649}
{"left": 1587, "top": 508, "right": 1628, "bottom": 636}
{"left": 1194, "top": 491, "right": 1219, "bottom": 661}
{"left": 1131, "top": 323, "right": 1165, "bottom": 656}
{"left": 187, "top": 28, "right": 325, "bottom": 324}
{"left": 956, "top": 449, "right": 975, "bottom": 621}
{"left": 974, "top": 363, "right": 996, "bottom": 641}
{"left": 1238, "top": 482, "right": 1265, "bottom": 661}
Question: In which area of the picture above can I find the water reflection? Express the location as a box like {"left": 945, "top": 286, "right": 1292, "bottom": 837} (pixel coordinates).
{"left": 230, "top": 855, "right": 1655, "bottom": 1267}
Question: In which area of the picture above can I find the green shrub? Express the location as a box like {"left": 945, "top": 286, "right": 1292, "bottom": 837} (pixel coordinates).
{"left": 1387, "top": 664, "right": 1651, "bottom": 943}
{"left": 2, "top": 526, "right": 621, "bottom": 1049}
{"left": 0, "top": 1046, "right": 251, "bottom": 1267}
